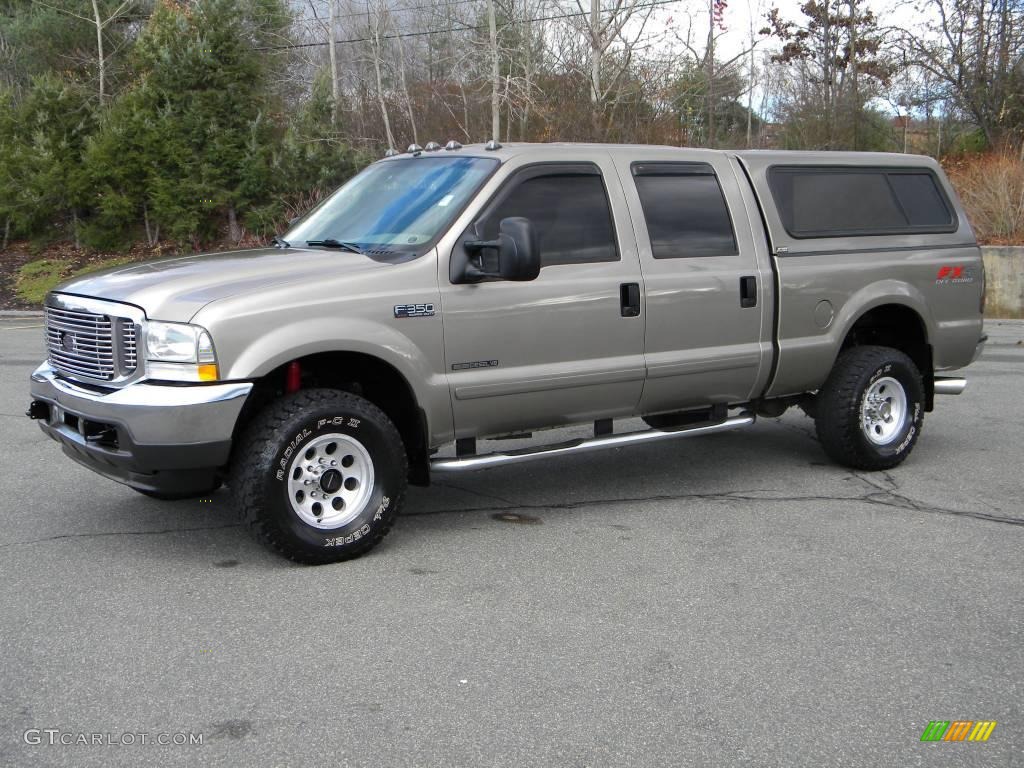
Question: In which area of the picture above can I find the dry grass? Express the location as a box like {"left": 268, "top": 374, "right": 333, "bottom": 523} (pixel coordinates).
{"left": 945, "top": 149, "right": 1024, "bottom": 244}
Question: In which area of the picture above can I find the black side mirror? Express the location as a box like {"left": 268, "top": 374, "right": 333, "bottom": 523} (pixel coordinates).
{"left": 462, "top": 217, "right": 540, "bottom": 282}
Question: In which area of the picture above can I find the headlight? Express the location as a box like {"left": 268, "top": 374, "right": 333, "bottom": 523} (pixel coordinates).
{"left": 144, "top": 321, "right": 219, "bottom": 382}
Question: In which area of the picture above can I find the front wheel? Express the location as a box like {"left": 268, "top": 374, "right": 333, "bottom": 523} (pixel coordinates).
{"left": 230, "top": 389, "right": 407, "bottom": 564}
{"left": 814, "top": 345, "right": 924, "bottom": 471}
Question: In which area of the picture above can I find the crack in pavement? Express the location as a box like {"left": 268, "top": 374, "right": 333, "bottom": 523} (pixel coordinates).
{"left": 3, "top": 476, "right": 1019, "bottom": 550}
{"left": 0, "top": 522, "right": 242, "bottom": 549}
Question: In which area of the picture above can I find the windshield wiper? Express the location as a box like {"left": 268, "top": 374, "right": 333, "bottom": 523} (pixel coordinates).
{"left": 272, "top": 235, "right": 290, "bottom": 248}
{"left": 306, "top": 239, "right": 364, "bottom": 254}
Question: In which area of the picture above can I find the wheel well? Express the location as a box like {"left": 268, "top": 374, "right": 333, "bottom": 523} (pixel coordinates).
{"left": 234, "top": 352, "right": 430, "bottom": 485}
{"left": 840, "top": 304, "right": 935, "bottom": 410}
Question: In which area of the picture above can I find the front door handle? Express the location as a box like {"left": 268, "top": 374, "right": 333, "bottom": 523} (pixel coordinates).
{"left": 740, "top": 276, "right": 757, "bottom": 308}
{"left": 620, "top": 283, "right": 641, "bottom": 317}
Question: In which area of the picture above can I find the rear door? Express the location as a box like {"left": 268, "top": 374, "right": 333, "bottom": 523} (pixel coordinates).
{"left": 439, "top": 155, "right": 646, "bottom": 438}
{"left": 612, "top": 150, "right": 773, "bottom": 414}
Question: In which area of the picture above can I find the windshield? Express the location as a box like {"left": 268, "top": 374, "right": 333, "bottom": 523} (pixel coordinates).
{"left": 285, "top": 156, "right": 498, "bottom": 254}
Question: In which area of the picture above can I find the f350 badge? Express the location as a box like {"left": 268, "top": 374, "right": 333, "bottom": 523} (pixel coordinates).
{"left": 394, "top": 303, "right": 435, "bottom": 318}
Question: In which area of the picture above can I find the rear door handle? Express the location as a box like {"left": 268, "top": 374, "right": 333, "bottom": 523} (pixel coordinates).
{"left": 620, "top": 283, "right": 641, "bottom": 317}
{"left": 740, "top": 276, "right": 757, "bottom": 308}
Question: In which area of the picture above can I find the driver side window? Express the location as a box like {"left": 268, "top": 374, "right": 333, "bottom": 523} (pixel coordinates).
{"left": 479, "top": 172, "right": 619, "bottom": 267}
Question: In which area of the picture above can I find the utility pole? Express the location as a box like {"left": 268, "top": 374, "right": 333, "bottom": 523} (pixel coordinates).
{"left": 329, "top": 0, "right": 339, "bottom": 125}
{"left": 849, "top": 0, "right": 859, "bottom": 149}
{"left": 488, "top": 0, "right": 500, "bottom": 140}
{"left": 591, "top": 0, "right": 601, "bottom": 104}
{"left": 707, "top": 0, "right": 716, "bottom": 148}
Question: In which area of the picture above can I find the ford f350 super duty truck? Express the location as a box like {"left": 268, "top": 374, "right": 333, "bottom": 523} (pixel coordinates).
{"left": 27, "top": 143, "right": 986, "bottom": 563}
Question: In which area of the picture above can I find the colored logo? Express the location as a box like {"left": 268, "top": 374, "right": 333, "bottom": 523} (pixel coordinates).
{"left": 935, "top": 266, "right": 975, "bottom": 284}
{"left": 920, "top": 720, "right": 997, "bottom": 742}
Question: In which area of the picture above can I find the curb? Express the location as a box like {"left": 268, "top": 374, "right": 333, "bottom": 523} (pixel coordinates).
{"left": 0, "top": 310, "right": 43, "bottom": 318}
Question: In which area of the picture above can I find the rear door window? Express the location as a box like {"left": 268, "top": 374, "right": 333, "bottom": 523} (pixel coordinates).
{"left": 631, "top": 163, "right": 738, "bottom": 258}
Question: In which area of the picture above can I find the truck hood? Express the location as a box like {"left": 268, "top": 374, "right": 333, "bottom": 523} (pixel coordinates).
{"left": 53, "top": 247, "right": 389, "bottom": 322}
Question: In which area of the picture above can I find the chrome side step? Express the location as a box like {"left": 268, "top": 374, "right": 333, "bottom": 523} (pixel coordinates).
{"left": 934, "top": 377, "right": 967, "bottom": 395}
{"left": 431, "top": 414, "right": 755, "bottom": 472}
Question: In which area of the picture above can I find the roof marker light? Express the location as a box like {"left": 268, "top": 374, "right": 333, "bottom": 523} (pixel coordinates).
{"left": 445, "top": 140, "right": 463, "bottom": 150}
{"left": 407, "top": 143, "right": 423, "bottom": 154}
{"left": 384, "top": 148, "right": 399, "bottom": 157}
{"left": 424, "top": 141, "right": 442, "bottom": 151}
{"left": 484, "top": 139, "right": 502, "bottom": 151}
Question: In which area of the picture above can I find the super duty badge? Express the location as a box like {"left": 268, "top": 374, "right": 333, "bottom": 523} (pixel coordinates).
{"left": 394, "top": 303, "right": 435, "bottom": 318}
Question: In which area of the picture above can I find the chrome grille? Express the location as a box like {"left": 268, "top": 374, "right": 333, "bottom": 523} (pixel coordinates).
{"left": 120, "top": 320, "right": 138, "bottom": 372}
{"left": 45, "top": 306, "right": 119, "bottom": 381}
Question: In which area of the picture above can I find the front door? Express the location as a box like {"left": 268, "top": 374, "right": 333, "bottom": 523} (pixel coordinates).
{"left": 439, "top": 157, "right": 646, "bottom": 438}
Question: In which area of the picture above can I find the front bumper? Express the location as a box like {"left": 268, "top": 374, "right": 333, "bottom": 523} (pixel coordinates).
{"left": 29, "top": 363, "right": 252, "bottom": 494}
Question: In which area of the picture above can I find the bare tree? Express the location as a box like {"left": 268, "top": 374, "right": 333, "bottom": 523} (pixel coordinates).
{"left": 900, "top": 0, "right": 1024, "bottom": 146}
{"left": 37, "top": 0, "right": 134, "bottom": 105}
{"left": 571, "top": 0, "right": 657, "bottom": 138}
{"left": 366, "top": 1, "right": 397, "bottom": 149}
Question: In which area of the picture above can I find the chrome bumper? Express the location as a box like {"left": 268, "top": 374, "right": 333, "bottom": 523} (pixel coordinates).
{"left": 29, "top": 363, "right": 252, "bottom": 493}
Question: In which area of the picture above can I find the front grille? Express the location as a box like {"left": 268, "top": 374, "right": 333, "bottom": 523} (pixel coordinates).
{"left": 120, "top": 320, "right": 138, "bottom": 372}
{"left": 45, "top": 306, "right": 137, "bottom": 381}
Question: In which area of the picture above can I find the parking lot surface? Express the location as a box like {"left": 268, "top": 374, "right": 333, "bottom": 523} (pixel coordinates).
{"left": 1, "top": 316, "right": 1021, "bottom": 767}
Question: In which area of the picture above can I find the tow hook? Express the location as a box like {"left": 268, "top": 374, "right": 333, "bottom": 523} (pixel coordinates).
{"left": 26, "top": 400, "right": 50, "bottom": 420}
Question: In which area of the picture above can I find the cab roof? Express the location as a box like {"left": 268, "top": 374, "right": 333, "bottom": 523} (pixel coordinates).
{"left": 378, "top": 142, "right": 940, "bottom": 169}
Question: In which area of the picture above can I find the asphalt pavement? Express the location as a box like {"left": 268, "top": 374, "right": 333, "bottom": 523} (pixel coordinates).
{"left": 1, "top": 315, "right": 1021, "bottom": 767}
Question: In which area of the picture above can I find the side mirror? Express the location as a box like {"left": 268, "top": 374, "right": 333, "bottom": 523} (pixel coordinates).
{"left": 462, "top": 217, "right": 540, "bottom": 282}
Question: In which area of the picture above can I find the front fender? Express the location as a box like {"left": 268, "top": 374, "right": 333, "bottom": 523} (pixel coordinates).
{"left": 225, "top": 319, "right": 451, "bottom": 446}
{"left": 191, "top": 253, "right": 452, "bottom": 444}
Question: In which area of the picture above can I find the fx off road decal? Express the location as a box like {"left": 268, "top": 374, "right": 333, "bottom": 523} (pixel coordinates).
{"left": 394, "top": 303, "right": 435, "bottom": 318}
{"left": 935, "top": 266, "right": 975, "bottom": 284}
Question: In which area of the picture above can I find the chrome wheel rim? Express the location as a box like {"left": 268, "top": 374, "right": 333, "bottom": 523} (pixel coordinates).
{"left": 860, "top": 376, "right": 908, "bottom": 445}
{"left": 286, "top": 433, "right": 374, "bottom": 529}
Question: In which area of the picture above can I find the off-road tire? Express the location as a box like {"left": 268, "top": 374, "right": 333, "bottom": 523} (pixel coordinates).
{"left": 230, "top": 389, "right": 407, "bottom": 564}
{"left": 814, "top": 345, "right": 924, "bottom": 471}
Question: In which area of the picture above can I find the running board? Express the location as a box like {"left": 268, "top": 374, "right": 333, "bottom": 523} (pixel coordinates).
{"left": 431, "top": 414, "right": 755, "bottom": 472}
{"left": 934, "top": 377, "right": 967, "bottom": 395}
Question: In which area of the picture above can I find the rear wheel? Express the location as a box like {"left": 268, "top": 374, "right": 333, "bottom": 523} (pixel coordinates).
{"left": 814, "top": 345, "right": 924, "bottom": 471}
{"left": 230, "top": 389, "right": 407, "bottom": 564}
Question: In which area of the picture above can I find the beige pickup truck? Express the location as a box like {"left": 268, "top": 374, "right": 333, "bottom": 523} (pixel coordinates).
{"left": 28, "top": 142, "right": 986, "bottom": 563}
